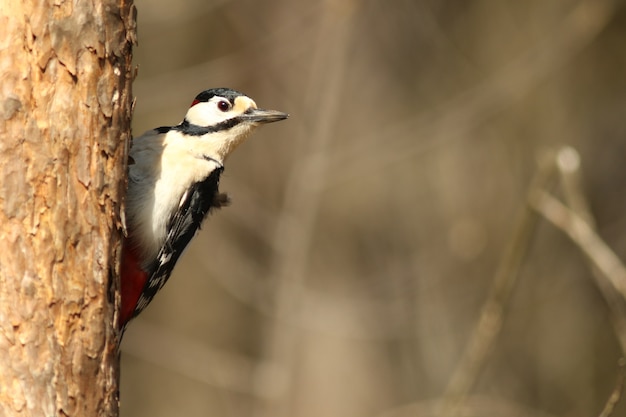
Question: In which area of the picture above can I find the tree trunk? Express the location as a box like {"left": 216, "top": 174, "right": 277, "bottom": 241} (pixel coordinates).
{"left": 0, "top": 1, "right": 135, "bottom": 416}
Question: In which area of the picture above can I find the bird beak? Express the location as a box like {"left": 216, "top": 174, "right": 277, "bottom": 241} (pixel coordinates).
{"left": 242, "top": 108, "right": 289, "bottom": 124}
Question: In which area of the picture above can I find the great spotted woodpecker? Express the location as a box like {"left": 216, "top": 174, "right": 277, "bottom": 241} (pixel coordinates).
{"left": 121, "top": 88, "right": 287, "bottom": 332}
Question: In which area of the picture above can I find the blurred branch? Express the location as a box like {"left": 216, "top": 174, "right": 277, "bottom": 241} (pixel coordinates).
{"left": 441, "top": 144, "right": 626, "bottom": 415}
{"left": 438, "top": 153, "right": 557, "bottom": 415}
{"left": 528, "top": 187, "right": 626, "bottom": 300}
{"left": 529, "top": 187, "right": 626, "bottom": 349}
{"left": 253, "top": 3, "right": 356, "bottom": 416}
{"left": 195, "top": 228, "right": 429, "bottom": 341}
{"left": 328, "top": 0, "right": 617, "bottom": 187}
{"left": 380, "top": 395, "right": 560, "bottom": 417}
{"left": 554, "top": 147, "right": 626, "bottom": 352}
{"left": 121, "top": 321, "right": 286, "bottom": 398}
{"left": 598, "top": 359, "right": 626, "bottom": 417}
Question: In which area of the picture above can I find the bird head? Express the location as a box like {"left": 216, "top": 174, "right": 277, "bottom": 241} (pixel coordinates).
{"left": 184, "top": 88, "right": 288, "bottom": 130}
{"left": 181, "top": 88, "right": 288, "bottom": 161}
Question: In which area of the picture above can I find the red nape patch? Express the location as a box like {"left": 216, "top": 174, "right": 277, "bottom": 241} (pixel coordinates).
{"left": 120, "top": 244, "right": 149, "bottom": 328}
{"left": 191, "top": 99, "right": 201, "bottom": 106}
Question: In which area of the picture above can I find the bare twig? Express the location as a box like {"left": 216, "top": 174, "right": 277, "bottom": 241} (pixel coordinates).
{"left": 528, "top": 190, "right": 626, "bottom": 304}
{"left": 555, "top": 147, "right": 626, "bottom": 353}
{"left": 598, "top": 359, "right": 626, "bottom": 417}
{"left": 439, "top": 153, "right": 557, "bottom": 415}
{"left": 440, "top": 144, "right": 626, "bottom": 416}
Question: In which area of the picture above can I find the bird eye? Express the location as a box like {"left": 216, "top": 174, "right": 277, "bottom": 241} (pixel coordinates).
{"left": 217, "top": 100, "right": 230, "bottom": 112}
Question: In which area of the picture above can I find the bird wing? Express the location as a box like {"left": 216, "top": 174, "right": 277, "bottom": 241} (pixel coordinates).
{"left": 132, "top": 167, "right": 226, "bottom": 319}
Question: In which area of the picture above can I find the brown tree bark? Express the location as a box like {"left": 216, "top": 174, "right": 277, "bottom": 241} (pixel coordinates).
{"left": 0, "top": 1, "right": 135, "bottom": 416}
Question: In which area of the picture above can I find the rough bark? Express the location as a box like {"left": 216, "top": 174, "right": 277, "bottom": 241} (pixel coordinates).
{"left": 0, "top": 1, "right": 135, "bottom": 416}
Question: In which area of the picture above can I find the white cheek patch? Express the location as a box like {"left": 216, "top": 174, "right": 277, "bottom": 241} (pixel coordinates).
{"left": 185, "top": 101, "right": 230, "bottom": 126}
{"left": 178, "top": 94, "right": 260, "bottom": 161}
{"left": 185, "top": 95, "right": 258, "bottom": 127}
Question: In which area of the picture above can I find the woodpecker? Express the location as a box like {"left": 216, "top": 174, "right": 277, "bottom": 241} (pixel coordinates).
{"left": 121, "top": 88, "right": 287, "bottom": 332}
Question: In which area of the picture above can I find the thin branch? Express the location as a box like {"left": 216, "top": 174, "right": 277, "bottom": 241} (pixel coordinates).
{"left": 598, "top": 359, "right": 626, "bottom": 417}
{"left": 439, "top": 153, "right": 557, "bottom": 415}
{"left": 555, "top": 146, "right": 626, "bottom": 353}
{"left": 528, "top": 190, "right": 626, "bottom": 304}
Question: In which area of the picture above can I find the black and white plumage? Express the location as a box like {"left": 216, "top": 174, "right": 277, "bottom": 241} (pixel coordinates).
{"left": 120, "top": 88, "right": 287, "bottom": 329}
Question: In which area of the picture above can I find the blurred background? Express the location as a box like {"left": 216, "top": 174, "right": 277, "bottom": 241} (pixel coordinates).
{"left": 120, "top": 0, "right": 626, "bottom": 416}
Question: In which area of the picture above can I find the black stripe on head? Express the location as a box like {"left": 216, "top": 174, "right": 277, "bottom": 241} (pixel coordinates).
{"left": 155, "top": 126, "right": 172, "bottom": 134}
{"left": 174, "top": 117, "right": 245, "bottom": 136}
{"left": 192, "top": 88, "right": 245, "bottom": 106}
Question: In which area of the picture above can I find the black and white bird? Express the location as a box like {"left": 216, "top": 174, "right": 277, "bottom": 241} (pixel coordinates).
{"left": 120, "top": 88, "right": 287, "bottom": 331}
